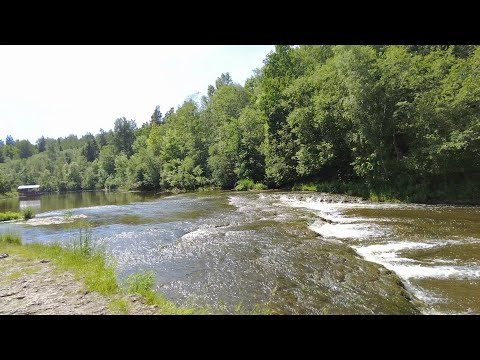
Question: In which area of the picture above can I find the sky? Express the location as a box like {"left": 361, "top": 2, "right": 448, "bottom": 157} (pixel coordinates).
{"left": 0, "top": 45, "right": 274, "bottom": 143}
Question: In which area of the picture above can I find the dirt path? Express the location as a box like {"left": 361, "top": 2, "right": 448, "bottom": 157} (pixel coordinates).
{"left": 0, "top": 254, "right": 158, "bottom": 315}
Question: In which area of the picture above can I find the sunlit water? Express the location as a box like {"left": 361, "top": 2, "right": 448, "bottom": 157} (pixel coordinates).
{"left": 2, "top": 191, "right": 479, "bottom": 314}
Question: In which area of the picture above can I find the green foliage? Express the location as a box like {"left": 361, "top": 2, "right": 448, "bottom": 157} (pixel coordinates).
{"left": 0, "top": 212, "right": 22, "bottom": 221}
{"left": 235, "top": 179, "right": 267, "bottom": 191}
{"left": 22, "top": 208, "right": 35, "bottom": 220}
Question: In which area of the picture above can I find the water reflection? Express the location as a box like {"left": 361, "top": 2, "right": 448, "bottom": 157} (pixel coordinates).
{"left": 19, "top": 198, "right": 42, "bottom": 211}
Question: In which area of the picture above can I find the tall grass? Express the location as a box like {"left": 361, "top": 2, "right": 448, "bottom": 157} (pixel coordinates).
{"left": 71, "top": 227, "right": 97, "bottom": 258}
{"left": 0, "top": 212, "right": 22, "bottom": 222}
{"left": 0, "top": 232, "right": 22, "bottom": 245}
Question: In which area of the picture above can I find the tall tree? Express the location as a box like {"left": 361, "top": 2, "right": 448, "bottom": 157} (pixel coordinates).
{"left": 215, "top": 72, "right": 233, "bottom": 89}
{"left": 5, "top": 135, "right": 15, "bottom": 145}
{"left": 113, "top": 117, "right": 137, "bottom": 157}
{"left": 82, "top": 133, "right": 99, "bottom": 162}
{"left": 150, "top": 105, "right": 163, "bottom": 125}
{"left": 36, "top": 136, "right": 46, "bottom": 152}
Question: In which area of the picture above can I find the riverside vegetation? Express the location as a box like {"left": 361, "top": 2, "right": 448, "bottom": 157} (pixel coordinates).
{"left": 1, "top": 45, "right": 479, "bottom": 204}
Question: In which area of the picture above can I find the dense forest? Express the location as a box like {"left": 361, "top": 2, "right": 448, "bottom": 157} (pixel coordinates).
{"left": 1, "top": 45, "right": 479, "bottom": 203}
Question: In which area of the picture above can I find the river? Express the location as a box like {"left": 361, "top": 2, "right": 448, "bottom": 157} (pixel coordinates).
{"left": 1, "top": 191, "right": 479, "bottom": 314}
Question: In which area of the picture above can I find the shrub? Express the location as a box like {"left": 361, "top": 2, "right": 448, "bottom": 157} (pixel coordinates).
{"left": 22, "top": 208, "right": 35, "bottom": 220}
{"left": 235, "top": 179, "right": 267, "bottom": 191}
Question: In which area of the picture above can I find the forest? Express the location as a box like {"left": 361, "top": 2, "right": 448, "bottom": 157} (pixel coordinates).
{"left": 1, "top": 45, "right": 479, "bottom": 203}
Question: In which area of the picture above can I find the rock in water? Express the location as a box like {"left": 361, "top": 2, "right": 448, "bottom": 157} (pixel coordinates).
{"left": 0, "top": 253, "right": 8, "bottom": 259}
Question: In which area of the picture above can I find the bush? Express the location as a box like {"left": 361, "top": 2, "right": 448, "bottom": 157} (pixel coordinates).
{"left": 253, "top": 182, "right": 268, "bottom": 190}
{"left": 22, "top": 208, "right": 35, "bottom": 220}
{"left": 235, "top": 179, "right": 267, "bottom": 191}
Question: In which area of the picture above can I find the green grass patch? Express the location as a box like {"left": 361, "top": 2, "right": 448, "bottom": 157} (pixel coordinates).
{"left": 0, "top": 232, "right": 22, "bottom": 245}
{"left": 108, "top": 297, "right": 130, "bottom": 314}
{"left": 0, "top": 212, "right": 22, "bottom": 222}
{"left": 122, "top": 271, "right": 204, "bottom": 314}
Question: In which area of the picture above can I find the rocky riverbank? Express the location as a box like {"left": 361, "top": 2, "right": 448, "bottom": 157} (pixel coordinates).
{"left": 0, "top": 253, "right": 158, "bottom": 315}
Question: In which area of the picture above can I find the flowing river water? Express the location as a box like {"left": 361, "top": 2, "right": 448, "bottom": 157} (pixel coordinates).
{"left": 1, "top": 191, "right": 479, "bottom": 314}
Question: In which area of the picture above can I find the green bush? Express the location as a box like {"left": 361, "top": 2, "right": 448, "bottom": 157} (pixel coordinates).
{"left": 22, "top": 208, "right": 35, "bottom": 220}
{"left": 253, "top": 182, "right": 268, "bottom": 190}
{"left": 235, "top": 179, "right": 267, "bottom": 191}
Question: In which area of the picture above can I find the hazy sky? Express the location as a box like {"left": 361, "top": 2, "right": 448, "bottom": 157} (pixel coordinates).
{"left": 0, "top": 45, "right": 274, "bottom": 143}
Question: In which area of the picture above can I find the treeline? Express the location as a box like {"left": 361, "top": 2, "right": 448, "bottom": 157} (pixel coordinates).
{"left": 1, "top": 45, "right": 479, "bottom": 203}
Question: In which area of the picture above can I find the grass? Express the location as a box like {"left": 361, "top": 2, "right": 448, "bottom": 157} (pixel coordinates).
{"left": 0, "top": 209, "right": 37, "bottom": 222}
{"left": 0, "top": 232, "right": 22, "bottom": 245}
{"left": 122, "top": 271, "right": 204, "bottom": 314}
{"left": 4, "top": 267, "right": 41, "bottom": 283}
{"left": 0, "top": 212, "right": 22, "bottom": 222}
{"left": 64, "top": 210, "right": 74, "bottom": 220}
{"left": 108, "top": 297, "right": 130, "bottom": 314}
{"left": 0, "top": 229, "right": 205, "bottom": 315}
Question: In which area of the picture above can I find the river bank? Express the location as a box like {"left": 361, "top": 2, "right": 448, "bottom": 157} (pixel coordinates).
{"left": 0, "top": 233, "right": 203, "bottom": 315}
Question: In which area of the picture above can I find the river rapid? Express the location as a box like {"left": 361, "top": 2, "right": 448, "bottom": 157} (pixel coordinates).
{"left": 2, "top": 191, "right": 479, "bottom": 314}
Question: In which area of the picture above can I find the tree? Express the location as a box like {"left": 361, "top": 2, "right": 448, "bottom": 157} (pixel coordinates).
{"left": 215, "top": 72, "right": 233, "bottom": 89}
{"left": 163, "top": 107, "right": 175, "bottom": 123}
{"left": 99, "top": 145, "right": 116, "bottom": 175}
{"left": 36, "top": 136, "right": 46, "bottom": 152}
{"left": 207, "top": 84, "right": 215, "bottom": 98}
{"left": 113, "top": 117, "right": 137, "bottom": 157}
{"left": 82, "top": 133, "right": 99, "bottom": 162}
{"left": 96, "top": 128, "right": 108, "bottom": 148}
{"left": 150, "top": 105, "right": 163, "bottom": 125}
{"left": 17, "top": 139, "right": 35, "bottom": 159}
{"left": 6, "top": 135, "right": 15, "bottom": 145}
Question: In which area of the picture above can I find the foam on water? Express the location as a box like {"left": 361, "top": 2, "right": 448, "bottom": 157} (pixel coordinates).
{"left": 309, "top": 221, "right": 383, "bottom": 239}
{"left": 278, "top": 195, "right": 386, "bottom": 239}
{"left": 354, "top": 241, "right": 480, "bottom": 280}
